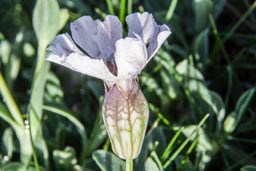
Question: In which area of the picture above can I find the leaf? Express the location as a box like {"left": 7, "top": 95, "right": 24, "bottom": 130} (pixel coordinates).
{"left": 43, "top": 105, "right": 87, "bottom": 151}
{"left": 176, "top": 59, "right": 205, "bottom": 81}
{"left": 59, "top": 9, "right": 69, "bottom": 31}
{"left": 224, "top": 87, "right": 256, "bottom": 133}
{"left": 176, "top": 59, "right": 225, "bottom": 131}
{"left": 209, "top": 91, "right": 225, "bottom": 132}
{"left": 6, "top": 54, "right": 21, "bottom": 88}
{"left": 2, "top": 128, "right": 14, "bottom": 158}
{"left": 150, "top": 151, "right": 164, "bottom": 171}
{"left": 193, "top": 0, "right": 213, "bottom": 32}
{"left": 0, "top": 102, "right": 17, "bottom": 129}
{"left": 92, "top": 150, "right": 125, "bottom": 171}
{"left": 82, "top": 111, "right": 107, "bottom": 159}
{"left": 241, "top": 165, "right": 256, "bottom": 171}
{"left": 1, "top": 162, "right": 28, "bottom": 171}
{"left": 1, "top": 162, "right": 46, "bottom": 171}
{"left": 194, "top": 28, "right": 209, "bottom": 64}
{"left": 145, "top": 157, "right": 161, "bottom": 171}
{"left": 212, "top": 0, "right": 226, "bottom": 18}
{"left": 134, "top": 133, "right": 151, "bottom": 171}
{"left": 45, "top": 72, "right": 64, "bottom": 103}
{"left": 225, "top": 145, "right": 256, "bottom": 166}
{"left": 32, "top": 0, "right": 60, "bottom": 47}
{"left": 182, "top": 126, "right": 212, "bottom": 169}
{"left": 163, "top": 114, "right": 209, "bottom": 168}
{"left": 175, "top": 155, "right": 196, "bottom": 171}
{"left": 157, "top": 50, "right": 179, "bottom": 100}
{"left": 0, "top": 40, "right": 11, "bottom": 64}
{"left": 53, "top": 147, "right": 77, "bottom": 171}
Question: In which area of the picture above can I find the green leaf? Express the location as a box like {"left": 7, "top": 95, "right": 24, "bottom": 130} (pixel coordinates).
{"left": 176, "top": 59, "right": 204, "bottom": 82}
{"left": 183, "top": 126, "right": 212, "bottom": 169}
{"left": 224, "top": 87, "right": 256, "bottom": 133}
{"left": 83, "top": 111, "right": 107, "bottom": 159}
{"left": 145, "top": 157, "right": 160, "bottom": 171}
{"left": 92, "top": 150, "right": 125, "bottom": 171}
{"left": 150, "top": 151, "right": 164, "bottom": 171}
{"left": 175, "top": 155, "right": 196, "bottom": 171}
{"left": 0, "top": 102, "right": 17, "bottom": 129}
{"left": 58, "top": 9, "right": 69, "bottom": 31}
{"left": 0, "top": 40, "right": 11, "bottom": 64}
{"left": 1, "top": 162, "right": 46, "bottom": 171}
{"left": 53, "top": 147, "right": 77, "bottom": 171}
{"left": 209, "top": 91, "right": 225, "bottom": 132}
{"left": 43, "top": 105, "right": 87, "bottom": 151}
{"left": 193, "top": 0, "right": 213, "bottom": 32}
{"left": 2, "top": 128, "right": 14, "bottom": 158}
{"left": 33, "top": 0, "right": 60, "bottom": 47}
{"left": 1, "top": 162, "right": 28, "bottom": 171}
{"left": 194, "top": 28, "right": 209, "bottom": 64}
{"left": 241, "top": 165, "right": 256, "bottom": 171}
{"left": 6, "top": 54, "right": 21, "bottom": 88}
{"left": 45, "top": 72, "right": 64, "bottom": 103}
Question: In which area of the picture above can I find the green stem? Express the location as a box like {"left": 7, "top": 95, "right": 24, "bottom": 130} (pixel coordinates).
{"left": 28, "top": 121, "right": 40, "bottom": 171}
{"left": 126, "top": 159, "right": 133, "bottom": 171}
{"left": 119, "top": 0, "right": 127, "bottom": 24}
{"left": 28, "top": 43, "right": 50, "bottom": 169}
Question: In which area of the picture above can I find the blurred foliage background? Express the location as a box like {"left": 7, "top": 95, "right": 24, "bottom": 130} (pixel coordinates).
{"left": 0, "top": 0, "right": 256, "bottom": 170}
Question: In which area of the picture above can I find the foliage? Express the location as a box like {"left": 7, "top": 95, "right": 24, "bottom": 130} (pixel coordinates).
{"left": 0, "top": 0, "right": 256, "bottom": 170}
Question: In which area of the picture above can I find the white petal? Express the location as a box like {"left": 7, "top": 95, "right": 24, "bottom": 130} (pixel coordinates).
{"left": 47, "top": 34, "right": 116, "bottom": 82}
{"left": 126, "top": 12, "right": 171, "bottom": 61}
{"left": 70, "top": 15, "right": 122, "bottom": 60}
{"left": 115, "top": 37, "right": 148, "bottom": 80}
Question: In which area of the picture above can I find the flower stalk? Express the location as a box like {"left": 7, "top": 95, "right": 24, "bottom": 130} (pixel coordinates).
{"left": 126, "top": 159, "right": 133, "bottom": 171}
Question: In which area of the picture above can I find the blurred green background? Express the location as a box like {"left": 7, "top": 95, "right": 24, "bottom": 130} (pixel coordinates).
{"left": 0, "top": 0, "right": 256, "bottom": 170}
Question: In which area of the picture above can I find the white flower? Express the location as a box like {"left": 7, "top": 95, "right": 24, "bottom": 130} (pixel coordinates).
{"left": 47, "top": 12, "right": 171, "bottom": 159}
{"left": 47, "top": 12, "right": 171, "bottom": 90}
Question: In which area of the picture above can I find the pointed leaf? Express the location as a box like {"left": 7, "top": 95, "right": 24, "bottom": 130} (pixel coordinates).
{"left": 92, "top": 150, "right": 125, "bottom": 171}
{"left": 224, "top": 87, "right": 256, "bottom": 133}
{"left": 33, "top": 0, "right": 60, "bottom": 47}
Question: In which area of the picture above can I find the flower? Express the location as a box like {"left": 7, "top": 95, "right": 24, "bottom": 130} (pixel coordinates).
{"left": 47, "top": 12, "right": 171, "bottom": 159}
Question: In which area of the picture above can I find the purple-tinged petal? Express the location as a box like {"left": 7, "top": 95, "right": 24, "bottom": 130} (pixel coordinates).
{"left": 47, "top": 34, "right": 117, "bottom": 82}
{"left": 114, "top": 37, "right": 147, "bottom": 80}
{"left": 48, "top": 33, "right": 83, "bottom": 56}
{"left": 126, "top": 12, "right": 171, "bottom": 61}
{"left": 126, "top": 12, "right": 156, "bottom": 45}
{"left": 70, "top": 15, "right": 122, "bottom": 60}
{"left": 147, "top": 24, "right": 171, "bottom": 61}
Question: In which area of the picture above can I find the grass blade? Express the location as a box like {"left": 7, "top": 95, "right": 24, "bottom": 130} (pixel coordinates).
{"left": 163, "top": 114, "right": 209, "bottom": 168}
{"left": 0, "top": 72, "right": 23, "bottom": 127}
{"left": 119, "top": 0, "right": 126, "bottom": 24}
{"left": 223, "top": 1, "right": 256, "bottom": 42}
{"left": 161, "top": 127, "right": 184, "bottom": 162}
{"left": 105, "top": 0, "right": 115, "bottom": 15}
{"left": 165, "top": 0, "right": 178, "bottom": 21}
